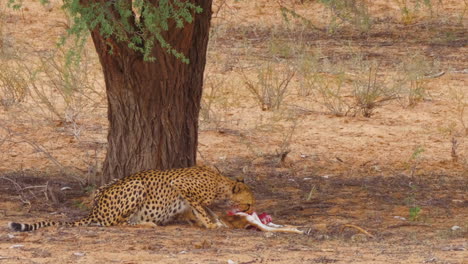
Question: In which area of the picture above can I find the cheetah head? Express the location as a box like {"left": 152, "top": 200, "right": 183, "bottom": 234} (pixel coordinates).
{"left": 229, "top": 178, "right": 255, "bottom": 213}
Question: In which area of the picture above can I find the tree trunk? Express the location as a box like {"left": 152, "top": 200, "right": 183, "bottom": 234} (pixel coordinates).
{"left": 89, "top": 0, "right": 213, "bottom": 185}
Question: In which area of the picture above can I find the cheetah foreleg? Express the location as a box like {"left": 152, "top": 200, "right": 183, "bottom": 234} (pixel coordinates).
{"left": 189, "top": 203, "right": 224, "bottom": 229}
{"left": 203, "top": 206, "right": 228, "bottom": 228}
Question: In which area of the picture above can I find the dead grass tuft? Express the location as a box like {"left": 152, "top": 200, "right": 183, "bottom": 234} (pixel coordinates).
{"left": 241, "top": 63, "right": 295, "bottom": 111}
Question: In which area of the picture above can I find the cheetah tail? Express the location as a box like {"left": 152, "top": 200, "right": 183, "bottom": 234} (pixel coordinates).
{"left": 8, "top": 216, "right": 94, "bottom": 232}
{"left": 7, "top": 221, "right": 67, "bottom": 232}
{"left": 69, "top": 216, "right": 94, "bottom": 227}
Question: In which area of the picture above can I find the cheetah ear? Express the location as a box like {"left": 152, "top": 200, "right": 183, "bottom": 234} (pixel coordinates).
{"left": 235, "top": 177, "right": 244, "bottom": 183}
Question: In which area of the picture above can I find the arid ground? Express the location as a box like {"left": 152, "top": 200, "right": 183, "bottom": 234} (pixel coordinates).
{"left": 0, "top": 0, "right": 467, "bottom": 263}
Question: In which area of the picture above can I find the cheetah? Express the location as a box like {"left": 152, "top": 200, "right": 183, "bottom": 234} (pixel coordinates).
{"left": 8, "top": 166, "right": 255, "bottom": 232}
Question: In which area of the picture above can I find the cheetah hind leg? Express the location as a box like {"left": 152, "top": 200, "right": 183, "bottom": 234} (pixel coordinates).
{"left": 87, "top": 180, "right": 148, "bottom": 227}
{"left": 125, "top": 207, "right": 158, "bottom": 228}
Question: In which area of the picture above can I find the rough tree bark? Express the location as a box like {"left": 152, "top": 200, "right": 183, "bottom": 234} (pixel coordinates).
{"left": 89, "top": 0, "right": 213, "bottom": 185}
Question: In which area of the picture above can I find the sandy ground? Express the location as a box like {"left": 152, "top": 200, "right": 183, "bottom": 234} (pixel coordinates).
{"left": 0, "top": 0, "right": 467, "bottom": 263}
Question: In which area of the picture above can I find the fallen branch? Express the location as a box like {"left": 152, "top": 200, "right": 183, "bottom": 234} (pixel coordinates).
{"left": 341, "top": 224, "right": 374, "bottom": 238}
{"left": 422, "top": 71, "right": 445, "bottom": 79}
{"left": 0, "top": 176, "right": 32, "bottom": 209}
{"left": 387, "top": 223, "right": 431, "bottom": 229}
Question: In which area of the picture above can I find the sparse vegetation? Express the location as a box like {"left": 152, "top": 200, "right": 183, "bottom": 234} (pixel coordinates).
{"left": 448, "top": 86, "right": 468, "bottom": 169}
{"left": 395, "top": 0, "right": 439, "bottom": 24}
{"left": 313, "top": 72, "right": 351, "bottom": 116}
{"left": 318, "top": 0, "right": 373, "bottom": 33}
{"left": 352, "top": 61, "right": 398, "bottom": 117}
{"left": 0, "top": 59, "right": 28, "bottom": 109}
{"left": 0, "top": 39, "right": 104, "bottom": 184}
{"left": 403, "top": 182, "right": 423, "bottom": 221}
{"left": 408, "top": 205, "right": 422, "bottom": 221}
{"left": 267, "top": 34, "right": 298, "bottom": 60}
{"left": 295, "top": 50, "right": 325, "bottom": 97}
{"left": 0, "top": 1, "right": 467, "bottom": 262}
{"left": 28, "top": 49, "right": 104, "bottom": 124}
{"left": 294, "top": 49, "right": 352, "bottom": 116}
{"left": 295, "top": 50, "right": 401, "bottom": 117}
{"left": 0, "top": 46, "right": 104, "bottom": 124}
{"left": 394, "top": 53, "right": 441, "bottom": 107}
{"left": 408, "top": 145, "right": 425, "bottom": 177}
{"left": 241, "top": 63, "right": 295, "bottom": 111}
{"left": 200, "top": 75, "right": 226, "bottom": 129}
{"left": 449, "top": 86, "right": 468, "bottom": 136}
{"left": 239, "top": 111, "right": 299, "bottom": 163}
{"left": 281, "top": 0, "right": 373, "bottom": 33}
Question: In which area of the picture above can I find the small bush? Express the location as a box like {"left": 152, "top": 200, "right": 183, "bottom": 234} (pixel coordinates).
{"left": 281, "top": 0, "right": 373, "bottom": 34}
{"left": 409, "top": 206, "right": 422, "bottom": 221}
{"left": 313, "top": 72, "right": 351, "bottom": 116}
{"left": 449, "top": 86, "right": 468, "bottom": 135}
{"left": 0, "top": 60, "right": 29, "bottom": 109}
{"left": 239, "top": 111, "right": 299, "bottom": 163}
{"left": 7, "top": 48, "right": 104, "bottom": 124}
{"left": 242, "top": 64, "right": 295, "bottom": 111}
{"left": 295, "top": 50, "right": 354, "bottom": 116}
{"left": 296, "top": 51, "right": 327, "bottom": 97}
{"left": 319, "top": 0, "right": 373, "bottom": 33}
{"left": 352, "top": 61, "right": 398, "bottom": 117}
{"left": 200, "top": 75, "right": 233, "bottom": 130}
{"left": 395, "top": 0, "right": 438, "bottom": 24}
{"left": 394, "top": 53, "right": 441, "bottom": 107}
{"left": 296, "top": 50, "right": 399, "bottom": 117}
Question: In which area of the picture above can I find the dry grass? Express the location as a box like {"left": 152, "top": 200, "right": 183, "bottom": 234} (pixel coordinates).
{"left": 200, "top": 75, "right": 230, "bottom": 130}
{"left": 0, "top": 59, "right": 28, "bottom": 109}
{"left": 449, "top": 86, "right": 468, "bottom": 136}
{"left": 319, "top": 0, "right": 373, "bottom": 33}
{"left": 394, "top": 0, "right": 445, "bottom": 25}
{"left": 393, "top": 52, "right": 442, "bottom": 107}
{"left": 239, "top": 111, "right": 299, "bottom": 162}
{"left": 241, "top": 63, "right": 295, "bottom": 111}
{"left": 0, "top": 9, "right": 105, "bottom": 183}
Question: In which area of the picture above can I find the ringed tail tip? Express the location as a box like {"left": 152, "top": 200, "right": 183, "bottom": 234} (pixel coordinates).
{"left": 8, "top": 222, "right": 26, "bottom": 232}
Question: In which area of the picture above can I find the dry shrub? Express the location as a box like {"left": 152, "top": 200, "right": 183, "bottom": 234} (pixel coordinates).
{"left": 26, "top": 49, "right": 104, "bottom": 124}
{"left": 239, "top": 111, "right": 299, "bottom": 163}
{"left": 281, "top": 0, "right": 373, "bottom": 34}
{"left": 319, "top": 0, "right": 373, "bottom": 33}
{"left": 0, "top": 46, "right": 104, "bottom": 136}
{"left": 296, "top": 49, "right": 399, "bottom": 117}
{"left": 393, "top": 53, "right": 441, "bottom": 107}
{"left": 200, "top": 75, "right": 237, "bottom": 130}
{"left": 449, "top": 86, "right": 468, "bottom": 136}
{"left": 295, "top": 50, "right": 352, "bottom": 116}
{"left": 0, "top": 59, "right": 29, "bottom": 109}
{"left": 241, "top": 63, "right": 295, "bottom": 111}
{"left": 352, "top": 61, "right": 399, "bottom": 117}
{"left": 0, "top": 44, "right": 105, "bottom": 184}
{"left": 395, "top": 0, "right": 440, "bottom": 24}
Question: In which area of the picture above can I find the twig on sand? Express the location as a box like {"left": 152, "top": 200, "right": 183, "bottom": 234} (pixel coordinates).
{"left": 341, "top": 224, "right": 375, "bottom": 238}
{"left": 387, "top": 223, "right": 431, "bottom": 229}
